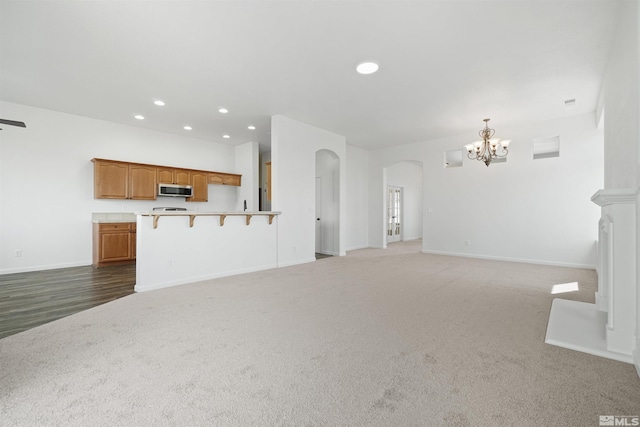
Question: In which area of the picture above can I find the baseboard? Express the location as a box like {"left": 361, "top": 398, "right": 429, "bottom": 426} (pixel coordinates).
{"left": 421, "top": 249, "right": 596, "bottom": 269}
{"left": 345, "top": 245, "right": 370, "bottom": 252}
{"left": 318, "top": 250, "right": 341, "bottom": 256}
{"left": 277, "top": 257, "right": 317, "bottom": 268}
{"left": 0, "top": 260, "right": 92, "bottom": 275}
{"left": 635, "top": 344, "right": 640, "bottom": 379}
{"left": 135, "top": 263, "right": 278, "bottom": 293}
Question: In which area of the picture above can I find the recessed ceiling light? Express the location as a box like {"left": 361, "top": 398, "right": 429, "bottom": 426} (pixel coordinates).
{"left": 248, "top": 125, "right": 256, "bottom": 130}
{"left": 219, "top": 108, "right": 228, "bottom": 114}
{"left": 356, "top": 61, "right": 379, "bottom": 75}
{"left": 134, "top": 115, "right": 144, "bottom": 120}
{"left": 184, "top": 126, "right": 192, "bottom": 130}
{"left": 223, "top": 134, "right": 230, "bottom": 138}
{"left": 154, "top": 100, "right": 165, "bottom": 106}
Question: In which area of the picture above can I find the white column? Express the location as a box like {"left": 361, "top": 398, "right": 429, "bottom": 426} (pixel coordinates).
{"left": 592, "top": 189, "right": 638, "bottom": 356}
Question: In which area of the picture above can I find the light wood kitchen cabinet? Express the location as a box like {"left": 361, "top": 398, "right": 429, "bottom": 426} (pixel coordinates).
{"left": 265, "top": 162, "right": 272, "bottom": 201}
{"left": 208, "top": 173, "right": 224, "bottom": 185}
{"left": 93, "top": 159, "right": 156, "bottom": 200}
{"left": 92, "top": 158, "right": 241, "bottom": 201}
{"left": 209, "top": 172, "right": 242, "bottom": 186}
{"left": 223, "top": 174, "right": 241, "bottom": 186}
{"left": 157, "top": 167, "right": 190, "bottom": 185}
{"left": 93, "top": 160, "right": 129, "bottom": 199}
{"left": 92, "top": 222, "right": 136, "bottom": 267}
{"left": 188, "top": 170, "right": 209, "bottom": 202}
{"left": 129, "top": 164, "right": 157, "bottom": 200}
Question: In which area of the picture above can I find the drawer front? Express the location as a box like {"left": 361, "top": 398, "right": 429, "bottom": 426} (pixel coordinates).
{"left": 99, "top": 223, "right": 133, "bottom": 232}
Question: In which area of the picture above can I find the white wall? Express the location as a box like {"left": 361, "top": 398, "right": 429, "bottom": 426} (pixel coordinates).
{"left": 386, "top": 161, "right": 423, "bottom": 241}
{"left": 599, "top": 0, "right": 640, "bottom": 375}
{"left": 345, "top": 145, "right": 369, "bottom": 251}
{"left": 271, "top": 115, "right": 346, "bottom": 267}
{"left": 0, "top": 101, "right": 239, "bottom": 273}
{"left": 235, "top": 141, "right": 259, "bottom": 211}
{"left": 604, "top": 0, "right": 639, "bottom": 190}
{"left": 636, "top": 0, "right": 640, "bottom": 379}
{"left": 368, "top": 113, "right": 603, "bottom": 268}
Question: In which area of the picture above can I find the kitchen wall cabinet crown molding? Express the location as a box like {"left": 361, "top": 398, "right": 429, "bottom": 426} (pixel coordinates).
{"left": 91, "top": 158, "right": 242, "bottom": 201}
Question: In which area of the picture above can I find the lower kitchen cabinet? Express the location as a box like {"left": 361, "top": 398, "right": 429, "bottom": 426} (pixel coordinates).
{"left": 92, "top": 222, "right": 136, "bottom": 267}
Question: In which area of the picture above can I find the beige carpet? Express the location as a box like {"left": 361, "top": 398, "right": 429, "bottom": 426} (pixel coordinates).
{"left": 1, "top": 240, "right": 639, "bottom": 426}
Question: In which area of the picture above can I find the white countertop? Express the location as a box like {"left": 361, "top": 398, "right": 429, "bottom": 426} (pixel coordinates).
{"left": 92, "top": 211, "right": 280, "bottom": 223}
{"left": 92, "top": 212, "right": 136, "bottom": 223}
{"left": 137, "top": 211, "right": 281, "bottom": 216}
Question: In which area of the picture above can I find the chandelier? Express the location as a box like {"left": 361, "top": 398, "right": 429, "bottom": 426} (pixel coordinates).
{"left": 464, "top": 118, "right": 511, "bottom": 167}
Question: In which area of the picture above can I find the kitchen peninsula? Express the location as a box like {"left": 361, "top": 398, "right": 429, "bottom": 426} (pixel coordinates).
{"left": 134, "top": 211, "right": 281, "bottom": 292}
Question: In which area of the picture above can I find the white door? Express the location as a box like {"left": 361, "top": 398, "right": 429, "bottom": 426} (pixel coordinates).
{"left": 387, "top": 186, "right": 402, "bottom": 243}
{"left": 315, "top": 177, "right": 322, "bottom": 253}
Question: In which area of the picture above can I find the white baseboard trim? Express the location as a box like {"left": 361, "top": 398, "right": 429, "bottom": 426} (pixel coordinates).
{"left": 421, "top": 249, "right": 596, "bottom": 270}
{"left": 0, "top": 260, "right": 93, "bottom": 275}
{"left": 135, "top": 263, "right": 278, "bottom": 293}
{"left": 345, "top": 245, "right": 370, "bottom": 252}
{"left": 277, "top": 257, "right": 317, "bottom": 268}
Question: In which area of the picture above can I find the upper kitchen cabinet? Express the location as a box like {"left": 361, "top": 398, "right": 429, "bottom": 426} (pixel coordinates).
{"left": 92, "top": 158, "right": 242, "bottom": 202}
{"left": 129, "top": 164, "right": 157, "bottom": 200}
{"left": 93, "top": 159, "right": 156, "bottom": 200}
{"left": 209, "top": 172, "right": 242, "bottom": 186}
{"left": 157, "top": 167, "right": 190, "bottom": 186}
{"left": 93, "top": 160, "right": 128, "bottom": 199}
{"left": 187, "top": 170, "right": 209, "bottom": 202}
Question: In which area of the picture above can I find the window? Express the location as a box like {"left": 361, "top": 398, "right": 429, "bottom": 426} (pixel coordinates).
{"left": 533, "top": 136, "right": 560, "bottom": 159}
{"left": 444, "top": 149, "right": 463, "bottom": 168}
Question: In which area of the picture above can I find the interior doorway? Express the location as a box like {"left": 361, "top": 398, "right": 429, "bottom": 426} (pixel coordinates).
{"left": 383, "top": 161, "right": 423, "bottom": 248}
{"left": 315, "top": 149, "right": 340, "bottom": 257}
{"left": 315, "top": 176, "right": 323, "bottom": 253}
{"left": 387, "top": 186, "right": 402, "bottom": 243}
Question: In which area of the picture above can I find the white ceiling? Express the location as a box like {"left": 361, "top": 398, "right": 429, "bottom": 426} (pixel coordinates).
{"left": 0, "top": 1, "right": 620, "bottom": 151}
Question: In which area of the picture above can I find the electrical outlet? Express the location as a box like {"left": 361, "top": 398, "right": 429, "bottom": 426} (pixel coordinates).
{"left": 464, "top": 240, "right": 470, "bottom": 247}
{"left": 15, "top": 249, "right": 22, "bottom": 257}
{"left": 168, "top": 260, "right": 173, "bottom": 267}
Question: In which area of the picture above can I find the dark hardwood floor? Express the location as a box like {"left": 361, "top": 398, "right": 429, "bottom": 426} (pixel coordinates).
{"left": 0, "top": 264, "right": 135, "bottom": 339}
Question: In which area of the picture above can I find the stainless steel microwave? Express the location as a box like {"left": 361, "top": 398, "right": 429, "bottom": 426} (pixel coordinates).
{"left": 158, "top": 183, "right": 193, "bottom": 197}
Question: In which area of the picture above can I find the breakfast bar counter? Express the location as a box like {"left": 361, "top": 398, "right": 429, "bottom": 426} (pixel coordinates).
{"left": 134, "top": 211, "right": 281, "bottom": 292}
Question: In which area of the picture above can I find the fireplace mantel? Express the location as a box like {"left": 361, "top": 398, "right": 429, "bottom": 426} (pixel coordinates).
{"left": 591, "top": 188, "right": 638, "bottom": 206}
